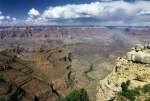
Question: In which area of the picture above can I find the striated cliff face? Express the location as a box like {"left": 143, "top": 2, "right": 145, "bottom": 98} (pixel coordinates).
{"left": 0, "top": 47, "right": 77, "bottom": 101}
{"left": 96, "top": 44, "right": 150, "bottom": 101}
{"left": 19, "top": 47, "right": 77, "bottom": 98}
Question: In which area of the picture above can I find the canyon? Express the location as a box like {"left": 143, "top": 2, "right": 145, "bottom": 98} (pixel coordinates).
{"left": 0, "top": 26, "right": 150, "bottom": 101}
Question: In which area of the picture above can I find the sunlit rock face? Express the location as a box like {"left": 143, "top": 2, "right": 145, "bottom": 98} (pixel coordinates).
{"left": 96, "top": 44, "right": 150, "bottom": 101}
{"left": 127, "top": 44, "right": 150, "bottom": 64}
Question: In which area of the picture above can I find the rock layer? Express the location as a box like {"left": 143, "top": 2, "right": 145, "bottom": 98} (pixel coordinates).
{"left": 96, "top": 44, "right": 150, "bottom": 101}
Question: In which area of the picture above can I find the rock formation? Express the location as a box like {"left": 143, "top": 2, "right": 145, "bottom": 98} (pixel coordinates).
{"left": 127, "top": 44, "right": 150, "bottom": 64}
{"left": 0, "top": 47, "right": 76, "bottom": 101}
{"left": 96, "top": 44, "right": 150, "bottom": 101}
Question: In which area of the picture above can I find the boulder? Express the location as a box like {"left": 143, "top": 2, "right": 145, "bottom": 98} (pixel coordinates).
{"left": 127, "top": 51, "right": 150, "bottom": 64}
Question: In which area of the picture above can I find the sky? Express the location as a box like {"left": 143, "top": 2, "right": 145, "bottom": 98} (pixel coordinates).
{"left": 0, "top": 0, "right": 150, "bottom": 26}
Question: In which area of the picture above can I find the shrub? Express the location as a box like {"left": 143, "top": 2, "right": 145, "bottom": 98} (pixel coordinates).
{"left": 57, "top": 88, "right": 89, "bottom": 101}
{"left": 121, "top": 89, "right": 139, "bottom": 101}
{"left": 65, "top": 90, "right": 80, "bottom": 101}
{"left": 120, "top": 80, "right": 139, "bottom": 101}
{"left": 143, "top": 84, "right": 150, "bottom": 94}
{"left": 79, "top": 88, "right": 89, "bottom": 101}
{"left": 126, "top": 80, "right": 131, "bottom": 86}
{"left": 121, "top": 80, "right": 130, "bottom": 92}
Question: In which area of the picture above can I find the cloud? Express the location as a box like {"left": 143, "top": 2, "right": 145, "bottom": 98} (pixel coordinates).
{"left": 28, "top": 8, "right": 40, "bottom": 17}
{"left": 12, "top": 17, "right": 16, "bottom": 21}
{"left": 1, "top": 1, "right": 150, "bottom": 26}
{"left": 26, "top": 8, "right": 41, "bottom": 24}
{"left": 39, "top": 1, "right": 137, "bottom": 20}
{"left": 0, "top": 11, "right": 18, "bottom": 25}
{"left": 24, "top": 1, "right": 150, "bottom": 26}
{"left": 0, "top": 1, "right": 149, "bottom": 26}
{"left": 0, "top": 16, "right": 5, "bottom": 20}
{"left": 42, "top": 2, "right": 103, "bottom": 19}
{"left": 6, "top": 16, "right": 10, "bottom": 20}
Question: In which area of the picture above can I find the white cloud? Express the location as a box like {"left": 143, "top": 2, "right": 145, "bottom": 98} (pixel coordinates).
{"left": 12, "top": 17, "right": 16, "bottom": 21}
{"left": 42, "top": 2, "right": 103, "bottom": 19}
{"left": 6, "top": 16, "right": 10, "bottom": 20}
{"left": 40, "top": 1, "right": 137, "bottom": 20}
{"left": 26, "top": 8, "right": 40, "bottom": 24}
{"left": 0, "top": 16, "right": 5, "bottom": 20}
{"left": 0, "top": 1, "right": 150, "bottom": 26}
{"left": 28, "top": 8, "right": 40, "bottom": 17}
{"left": 0, "top": 11, "right": 18, "bottom": 26}
{"left": 25, "top": 1, "right": 150, "bottom": 26}
{"left": 0, "top": 1, "right": 148, "bottom": 26}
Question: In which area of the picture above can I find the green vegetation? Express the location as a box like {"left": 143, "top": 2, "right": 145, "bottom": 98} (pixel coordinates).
{"left": 121, "top": 80, "right": 130, "bottom": 91}
{"left": 57, "top": 88, "right": 89, "bottom": 101}
{"left": 119, "top": 80, "right": 139, "bottom": 101}
{"left": 118, "top": 81, "right": 150, "bottom": 101}
{"left": 143, "top": 84, "right": 150, "bottom": 94}
{"left": 120, "top": 89, "right": 139, "bottom": 101}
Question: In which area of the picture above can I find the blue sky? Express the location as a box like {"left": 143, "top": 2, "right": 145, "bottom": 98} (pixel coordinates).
{"left": 0, "top": 0, "right": 96, "bottom": 18}
{"left": 0, "top": 0, "right": 150, "bottom": 26}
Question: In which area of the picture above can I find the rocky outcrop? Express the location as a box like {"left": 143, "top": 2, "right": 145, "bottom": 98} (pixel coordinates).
{"left": 127, "top": 44, "right": 150, "bottom": 64}
{"left": 96, "top": 44, "right": 150, "bottom": 101}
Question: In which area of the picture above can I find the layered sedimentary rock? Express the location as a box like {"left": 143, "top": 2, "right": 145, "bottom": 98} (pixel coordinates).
{"left": 0, "top": 47, "right": 76, "bottom": 101}
{"left": 96, "top": 44, "right": 150, "bottom": 101}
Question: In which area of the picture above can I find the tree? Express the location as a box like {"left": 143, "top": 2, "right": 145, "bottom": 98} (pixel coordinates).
{"left": 121, "top": 82, "right": 128, "bottom": 92}
{"left": 120, "top": 80, "right": 139, "bottom": 101}
{"left": 65, "top": 90, "right": 80, "bottom": 101}
{"left": 79, "top": 88, "right": 89, "bottom": 101}
{"left": 57, "top": 88, "right": 89, "bottom": 101}
{"left": 143, "top": 84, "right": 150, "bottom": 94}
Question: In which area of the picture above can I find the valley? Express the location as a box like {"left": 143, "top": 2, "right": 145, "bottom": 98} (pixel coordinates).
{"left": 0, "top": 26, "right": 150, "bottom": 101}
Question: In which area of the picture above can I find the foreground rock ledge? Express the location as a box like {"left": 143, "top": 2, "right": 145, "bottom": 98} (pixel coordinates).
{"left": 96, "top": 44, "right": 150, "bottom": 101}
